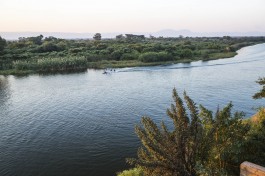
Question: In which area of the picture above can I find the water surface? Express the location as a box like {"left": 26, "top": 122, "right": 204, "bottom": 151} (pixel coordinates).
{"left": 0, "top": 44, "right": 265, "bottom": 176}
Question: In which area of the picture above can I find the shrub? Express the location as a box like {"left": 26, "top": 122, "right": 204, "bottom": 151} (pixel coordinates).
{"left": 139, "top": 52, "right": 172, "bottom": 62}
{"left": 120, "top": 53, "right": 139, "bottom": 60}
{"left": 117, "top": 168, "right": 144, "bottom": 176}
{"left": 179, "top": 49, "right": 193, "bottom": 58}
{"left": 127, "top": 89, "right": 250, "bottom": 176}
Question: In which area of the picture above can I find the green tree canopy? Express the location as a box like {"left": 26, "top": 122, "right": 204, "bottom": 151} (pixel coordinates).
{"left": 93, "top": 33, "right": 102, "bottom": 40}
{"left": 0, "top": 36, "right": 7, "bottom": 51}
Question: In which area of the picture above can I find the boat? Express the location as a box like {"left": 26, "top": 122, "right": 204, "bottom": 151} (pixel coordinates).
{"left": 103, "top": 68, "right": 116, "bottom": 74}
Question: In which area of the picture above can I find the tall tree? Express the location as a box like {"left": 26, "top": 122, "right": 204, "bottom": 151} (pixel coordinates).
{"left": 93, "top": 33, "right": 102, "bottom": 41}
{"left": 29, "top": 35, "right": 43, "bottom": 45}
{"left": 116, "top": 34, "right": 124, "bottom": 40}
{"left": 253, "top": 77, "right": 265, "bottom": 99}
{"left": 0, "top": 36, "right": 7, "bottom": 51}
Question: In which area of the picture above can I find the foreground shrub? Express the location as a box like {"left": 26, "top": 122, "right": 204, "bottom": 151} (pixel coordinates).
{"left": 127, "top": 88, "right": 250, "bottom": 176}
{"left": 117, "top": 168, "right": 144, "bottom": 176}
{"left": 241, "top": 108, "right": 265, "bottom": 167}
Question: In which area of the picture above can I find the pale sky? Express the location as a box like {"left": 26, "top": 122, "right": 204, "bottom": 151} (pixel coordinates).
{"left": 0, "top": 0, "right": 265, "bottom": 33}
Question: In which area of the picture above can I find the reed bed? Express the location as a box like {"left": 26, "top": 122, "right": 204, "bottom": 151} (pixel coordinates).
{"left": 13, "top": 57, "right": 87, "bottom": 71}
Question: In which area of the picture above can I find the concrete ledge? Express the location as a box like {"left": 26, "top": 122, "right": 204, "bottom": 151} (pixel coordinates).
{"left": 240, "top": 161, "right": 265, "bottom": 176}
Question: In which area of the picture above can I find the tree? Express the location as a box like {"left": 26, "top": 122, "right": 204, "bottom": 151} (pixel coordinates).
{"left": 253, "top": 77, "right": 265, "bottom": 99}
{"left": 198, "top": 103, "right": 249, "bottom": 176}
{"left": 127, "top": 89, "right": 250, "bottom": 176}
{"left": 128, "top": 88, "right": 203, "bottom": 176}
{"left": 179, "top": 49, "right": 193, "bottom": 58}
{"left": 0, "top": 36, "right": 7, "bottom": 51}
{"left": 29, "top": 35, "right": 43, "bottom": 45}
{"left": 93, "top": 33, "right": 102, "bottom": 40}
{"left": 149, "top": 35, "right": 156, "bottom": 39}
{"left": 116, "top": 34, "right": 124, "bottom": 40}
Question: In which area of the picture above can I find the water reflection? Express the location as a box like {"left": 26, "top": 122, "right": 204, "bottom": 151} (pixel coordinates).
{"left": 0, "top": 76, "right": 10, "bottom": 106}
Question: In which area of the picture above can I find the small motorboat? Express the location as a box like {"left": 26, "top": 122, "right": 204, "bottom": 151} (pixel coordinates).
{"left": 103, "top": 68, "right": 116, "bottom": 74}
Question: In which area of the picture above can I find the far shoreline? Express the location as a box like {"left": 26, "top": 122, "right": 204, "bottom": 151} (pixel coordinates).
{"left": 0, "top": 41, "right": 264, "bottom": 76}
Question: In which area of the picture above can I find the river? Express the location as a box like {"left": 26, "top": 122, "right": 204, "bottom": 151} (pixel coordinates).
{"left": 0, "top": 44, "right": 265, "bottom": 176}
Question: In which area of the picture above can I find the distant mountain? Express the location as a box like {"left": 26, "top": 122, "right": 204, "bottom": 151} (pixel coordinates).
{"left": 152, "top": 29, "right": 193, "bottom": 37}
{"left": 1, "top": 29, "right": 265, "bottom": 40}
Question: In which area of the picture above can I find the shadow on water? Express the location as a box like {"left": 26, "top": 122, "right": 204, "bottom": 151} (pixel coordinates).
{"left": 0, "top": 76, "right": 10, "bottom": 105}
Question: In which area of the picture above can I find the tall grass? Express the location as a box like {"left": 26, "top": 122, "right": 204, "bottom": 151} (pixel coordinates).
{"left": 13, "top": 57, "right": 87, "bottom": 71}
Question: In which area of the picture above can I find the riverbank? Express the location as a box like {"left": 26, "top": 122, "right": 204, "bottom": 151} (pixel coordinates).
{"left": 0, "top": 49, "right": 240, "bottom": 76}
{"left": 0, "top": 52, "right": 237, "bottom": 75}
{"left": 0, "top": 50, "right": 241, "bottom": 76}
{"left": 0, "top": 35, "right": 264, "bottom": 75}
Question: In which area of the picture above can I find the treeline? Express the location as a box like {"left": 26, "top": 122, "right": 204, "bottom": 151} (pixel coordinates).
{"left": 0, "top": 34, "right": 265, "bottom": 74}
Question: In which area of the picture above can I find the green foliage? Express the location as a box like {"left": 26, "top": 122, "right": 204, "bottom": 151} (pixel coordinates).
{"left": 19, "top": 35, "right": 43, "bottom": 45}
{"left": 128, "top": 88, "right": 203, "bottom": 176}
{"left": 0, "top": 36, "right": 7, "bottom": 52}
{"left": 1, "top": 35, "right": 265, "bottom": 74}
{"left": 253, "top": 77, "right": 265, "bottom": 99}
{"left": 241, "top": 108, "right": 265, "bottom": 167}
{"left": 39, "top": 41, "right": 61, "bottom": 52}
{"left": 198, "top": 103, "right": 250, "bottom": 176}
{"left": 93, "top": 33, "right": 102, "bottom": 40}
{"left": 179, "top": 49, "right": 193, "bottom": 58}
{"left": 139, "top": 52, "right": 173, "bottom": 62}
{"left": 13, "top": 57, "right": 87, "bottom": 71}
{"left": 117, "top": 168, "right": 144, "bottom": 176}
{"left": 120, "top": 53, "right": 139, "bottom": 60}
{"left": 128, "top": 89, "right": 251, "bottom": 176}
{"left": 116, "top": 34, "right": 125, "bottom": 40}
{"left": 111, "top": 50, "right": 123, "bottom": 60}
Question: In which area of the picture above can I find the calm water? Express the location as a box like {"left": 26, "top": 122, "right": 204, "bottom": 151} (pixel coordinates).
{"left": 0, "top": 44, "right": 265, "bottom": 176}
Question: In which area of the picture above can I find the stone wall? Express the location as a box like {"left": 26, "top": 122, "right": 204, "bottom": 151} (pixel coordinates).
{"left": 240, "top": 161, "right": 265, "bottom": 176}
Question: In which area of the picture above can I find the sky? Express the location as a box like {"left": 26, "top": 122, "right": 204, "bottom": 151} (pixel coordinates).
{"left": 0, "top": 0, "right": 265, "bottom": 33}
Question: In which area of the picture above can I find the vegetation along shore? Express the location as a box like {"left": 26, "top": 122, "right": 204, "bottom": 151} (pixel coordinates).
{"left": 0, "top": 34, "right": 265, "bottom": 75}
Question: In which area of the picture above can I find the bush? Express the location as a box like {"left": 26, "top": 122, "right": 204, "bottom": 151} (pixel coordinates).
{"left": 86, "top": 54, "right": 109, "bottom": 62}
{"left": 139, "top": 52, "right": 173, "bottom": 62}
{"left": 39, "top": 42, "right": 60, "bottom": 52}
{"left": 120, "top": 53, "right": 139, "bottom": 60}
{"left": 111, "top": 50, "right": 124, "bottom": 60}
{"left": 179, "top": 49, "right": 193, "bottom": 58}
{"left": 117, "top": 168, "right": 144, "bottom": 176}
{"left": 127, "top": 89, "right": 250, "bottom": 176}
{"left": 242, "top": 108, "right": 265, "bottom": 167}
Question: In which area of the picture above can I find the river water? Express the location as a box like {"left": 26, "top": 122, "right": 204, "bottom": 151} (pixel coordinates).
{"left": 0, "top": 44, "right": 265, "bottom": 176}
